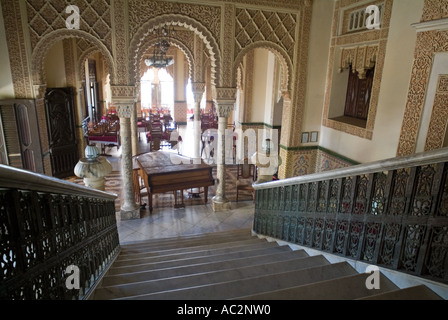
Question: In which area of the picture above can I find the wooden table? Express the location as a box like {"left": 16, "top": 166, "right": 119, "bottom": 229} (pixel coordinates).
{"left": 136, "top": 151, "right": 215, "bottom": 213}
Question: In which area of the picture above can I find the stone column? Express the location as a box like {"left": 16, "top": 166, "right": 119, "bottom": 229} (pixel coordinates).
{"left": 131, "top": 104, "right": 138, "bottom": 156}
{"left": 212, "top": 88, "right": 236, "bottom": 212}
{"left": 278, "top": 91, "right": 292, "bottom": 179}
{"left": 117, "top": 104, "right": 140, "bottom": 220}
{"left": 192, "top": 83, "right": 205, "bottom": 162}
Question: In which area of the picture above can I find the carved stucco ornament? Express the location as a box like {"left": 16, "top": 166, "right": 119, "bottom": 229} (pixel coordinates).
{"left": 339, "top": 45, "right": 378, "bottom": 79}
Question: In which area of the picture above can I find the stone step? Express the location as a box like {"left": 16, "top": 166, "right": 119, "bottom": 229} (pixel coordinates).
{"left": 116, "top": 237, "right": 266, "bottom": 261}
{"left": 119, "top": 233, "right": 257, "bottom": 255}
{"left": 116, "top": 261, "right": 358, "bottom": 300}
{"left": 93, "top": 254, "right": 331, "bottom": 300}
{"left": 358, "top": 285, "right": 444, "bottom": 300}
{"left": 120, "top": 228, "right": 253, "bottom": 252}
{"left": 114, "top": 240, "right": 279, "bottom": 267}
{"left": 107, "top": 245, "right": 293, "bottom": 275}
{"left": 237, "top": 272, "right": 400, "bottom": 300}
{"left": 100, "top": 249, "right": 309, "bottom": 287}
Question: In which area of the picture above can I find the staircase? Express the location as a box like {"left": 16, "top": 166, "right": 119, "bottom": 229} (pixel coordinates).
{"left": 90, "top": 229, "right": 444, "bottom": 300}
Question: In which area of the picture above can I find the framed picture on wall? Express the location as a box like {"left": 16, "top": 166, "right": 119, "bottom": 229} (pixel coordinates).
{"left": 310, "top": 131, "right": 319, "bottom": 143}
{"left": 301, "top": 132, "right": 309, "bottom": 143}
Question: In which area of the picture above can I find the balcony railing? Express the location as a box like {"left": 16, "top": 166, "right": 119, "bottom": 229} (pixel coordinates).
{"left": 0, "top": 165, "right": 120, "bottom": 300}
{"left": 253, "top": 148, "right": 448, "bottom": 284}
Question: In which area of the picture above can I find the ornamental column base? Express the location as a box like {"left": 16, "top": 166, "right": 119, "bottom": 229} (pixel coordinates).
{"left": 212, "top": 195, "right": 231, "bottom": 212}
{"left": 120, "top": 207, "right": 141, "bottom": 220}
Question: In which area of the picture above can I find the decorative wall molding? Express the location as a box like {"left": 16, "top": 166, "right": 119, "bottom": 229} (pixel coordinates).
{"left": 222, "top": 3, "right": 236, "bottom": 88}
{"left": 2, "top": 0, "right": 34, "bottom": 98}
{"left": 339, "top": 45, "right": 378, "bottom": 79}
{"left": 421, "top": 0, "right": 448, "bottom": 22}
{"left": 25, "top": 0, "right": 113, "bottom": 54}
{"left": 112, "top": 0, "right": 129, "bottom": 85}
{"left": 397, "top": 30, "right": 448, "bottom": 156}
{"left": 111, "top": 85, "right": 136, "bottom": 100}
{"left": 424, "top": 74, "right": 448, "bottom": 151}
{"left": 412, "top": 17, "right": 448, "bottom": 32}
{"left": 214, "top": 87, "right": 238, "bottom": 102}
{"left": 243, "top": 49, "right": 254, "bottom": 122}
{"left": 234, "top": 7, "right": 297, "bottom": 63}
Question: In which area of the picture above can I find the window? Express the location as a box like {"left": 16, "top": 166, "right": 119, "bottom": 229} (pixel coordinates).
{"left": 141, "top": 68, "right": 174, "bottom": 114}
{"left": 347, "top": 4, "right": 384, "bottom": 33}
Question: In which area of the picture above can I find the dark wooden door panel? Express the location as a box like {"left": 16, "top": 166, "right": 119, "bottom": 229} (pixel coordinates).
{"left": 44, "top": 88, "right": 78, "bottom": 178}
{"left": 0, "top": 100, "right": 44, "bottom": 173}
{"left": 344, "top": 66, "right": 375, "bottom": 121}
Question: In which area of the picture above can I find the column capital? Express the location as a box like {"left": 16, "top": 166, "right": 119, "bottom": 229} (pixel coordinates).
{"left": 191, "top": 82, "right": 206, "bottom": 94}
{"left": 214, "top": 87, "right": 237, "bottom": 103}
{"left": 116, "top": 105, "right": 135, "bottom": 118}
{"left": 216, "top": 104, "right": 234, "bottom": 118}
{"left": 111, "top": 85, "right": 137, "bottom": 102}
{"left": 192, "top": 82, "right": 206, "bottom": 103}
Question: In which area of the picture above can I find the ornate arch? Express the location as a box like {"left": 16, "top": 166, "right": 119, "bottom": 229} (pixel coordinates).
{"left": 233, "top": 41, "right": 292, "bottom": 94}
{"left": 136, "top": 38, "right": 195, "bottom": 82}
{"left": 77, "top": 46, "right": 111, "bottom": 83}
{"left": 128, "top": 14, "right": 221, "bottom": 87}
{"left": 31, "top": 29, "right": 115, "bottom": 86}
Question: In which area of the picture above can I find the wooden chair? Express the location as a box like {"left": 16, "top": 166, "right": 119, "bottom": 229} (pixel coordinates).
{"left": 236, "top": 158, "right": 257, "bottom": 202}
{"left": 132, "top": 155, "right": 148, "bottom": 208}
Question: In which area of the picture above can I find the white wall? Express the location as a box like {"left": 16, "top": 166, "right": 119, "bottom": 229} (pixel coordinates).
{"left": 250, "top": 49, "right": 269, "bottom": 123}
{"left": 302, "top": 0, "right": 334, "bottom": 136}
{"left": 0, "top": 2, "right": 15, "bottom": 99}
{"left": 263, "top": 51, "right": 275, "bottom": 125}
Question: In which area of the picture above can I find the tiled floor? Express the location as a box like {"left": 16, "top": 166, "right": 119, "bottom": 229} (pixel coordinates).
{"left": 116, "top": 201, "right": 255, "bottom": 244}
{"left": 100, "top": 121, "right": 255, "bottom": 245}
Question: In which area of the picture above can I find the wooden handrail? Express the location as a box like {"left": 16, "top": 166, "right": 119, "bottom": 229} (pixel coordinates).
{"left": 253, "top": 147, "right": 448, "bottom": 190}
{"left": 0, "top": 164, "right": 117, "bottom": 200}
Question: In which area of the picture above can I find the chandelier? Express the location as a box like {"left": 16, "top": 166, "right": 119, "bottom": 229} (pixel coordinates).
{"left": 145, "top": 26, "right": 175, "bottom": 69}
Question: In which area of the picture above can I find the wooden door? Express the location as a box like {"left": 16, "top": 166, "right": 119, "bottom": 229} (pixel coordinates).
{"left": 44, "top": 88, "right": 79, "bottom": 178}
{"left": 344, "top": 65, "right": 375, "bottom": 121}
{"left": 0, "top": 99, "right": 44, "bottom": 173}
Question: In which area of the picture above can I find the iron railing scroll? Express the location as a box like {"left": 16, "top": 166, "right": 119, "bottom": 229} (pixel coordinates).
{"left": 253, "top": 148, "right": 448, "bottom": 284}
{"left": 0, "top": 165, "right": 120, "bottom": 300}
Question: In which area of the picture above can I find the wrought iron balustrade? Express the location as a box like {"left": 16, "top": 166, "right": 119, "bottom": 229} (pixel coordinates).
{"left": 253, "top": 148, "right": 448, "bottom": 284}
{"left": 0, "top": 165, "right": 120, "bottom": 300}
